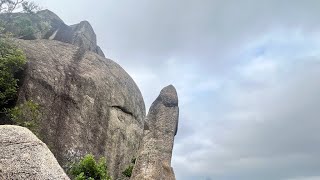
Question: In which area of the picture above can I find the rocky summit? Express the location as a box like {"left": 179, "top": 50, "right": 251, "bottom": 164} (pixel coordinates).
{"left": 0, "top": 10, "right": 180, "bottom": 180}
{"left": 1, "top": 9, "right": 105, "bottom": 57}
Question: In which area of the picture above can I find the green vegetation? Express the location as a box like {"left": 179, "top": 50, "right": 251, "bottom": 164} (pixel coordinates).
{"left": 21, "top": 1, "right": 39, "bottom": 14}
{"left": 0, "top": 1, "right": 38, "bottom": 110}
{"left": 7, "top": 100, "right": 41, "bottom": 136}
{"left": 0, "top": 38, "right": 26, "bottom": 109}
{"left": 122, "top": 157, "right": 136, "bottom": 178}
{"left": 2, "top": 13, "right": 50, "bottom": 40}
{"left": 0, "top": 1, "right": 44, "bottom": 137}
{"left": 70, "top": 154, "right": 112, "bottom": 180}
{"left": 122, "top": 165, "right": 133, "bottom": 178}
{"left": 9, "top": 16, "right": 36, "bottom": 38}
{"left": 0, "top": 0, "right": 42, "bottom": 38}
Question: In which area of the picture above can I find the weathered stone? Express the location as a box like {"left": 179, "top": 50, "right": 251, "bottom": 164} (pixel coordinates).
{"left": 13, "top": 39, "right": 145, "bottom": 179}
{"left": 0, "top": 125, "right": 70, "bottom": 180}
{"left": 131, "top": 85, "right": 179, "bottom": 180}
{"left": 52, "top": 20, "right": 105, "bottom": 57}
{"left": 0, "top": 10, "right": 105, "bottom": 57}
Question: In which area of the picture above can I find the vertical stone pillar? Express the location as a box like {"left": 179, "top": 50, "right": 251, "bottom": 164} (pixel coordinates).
{"left": 131, "top": 85, "right": 179, "bottom": 180}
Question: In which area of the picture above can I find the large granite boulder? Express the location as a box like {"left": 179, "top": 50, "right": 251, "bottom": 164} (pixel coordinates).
{"left": 0, "top": 125, "right": 69, "bottom": 179}
{"left": 131, "top": 85, "right": 179, "bottom": 180}
{"left": 13, "top": 39, "right": 145, "bottom": 179}
{"left": 0, "top": 10, "right": 105, "bottom": 57}
{"left": 1, "top": 9, "right": 181, "bottom": 179}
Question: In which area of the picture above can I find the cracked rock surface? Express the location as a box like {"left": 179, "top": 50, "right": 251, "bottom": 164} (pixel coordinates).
{"left": 13, "top": 39, "right": 146, "bottom": 179}
{"left": 0, "top": 125, "right": 70, "bottom": 180}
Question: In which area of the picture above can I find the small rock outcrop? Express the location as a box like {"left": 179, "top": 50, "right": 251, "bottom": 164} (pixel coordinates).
{"left": 48, "top": 19, "right": 105, "bottom": 57}
{"left": 131, "top": 85, "right": 179, "bottom": 180}
{"left": 0, "top": 125, "right": 69, "bottom": 180}
{"left": 40, "top": 10, "right": 105, "bottom": 57}
{"left": 14, "top": 39, "right": 145, "bottom": 179}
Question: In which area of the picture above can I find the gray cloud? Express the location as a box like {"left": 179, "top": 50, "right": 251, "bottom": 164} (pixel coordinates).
{"left": 173, "top": 58, "right": 320, "bottom": 180}
{"left": 35, "top": 0, "right": 320, "bottom": 68}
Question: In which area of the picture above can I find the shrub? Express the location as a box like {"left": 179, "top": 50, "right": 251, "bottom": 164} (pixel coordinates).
{"left": 11, "top": 16, "right": 36, "bottom": 38}
{"left": 3, "top": 15, "right": 50, "bottom": 40}
{"left": 0, "top": 38, "right": 26, "bottom": 109}
{"left": 122, "top": 157, "right": 136, "bottom": 178}
{"left": 122, "top": 165, "right": 133, "bottom": 178}
{"left": 131, "top": 157, "right": 136, "bottom": 164}
{"left": 0, "top": 0, "right": 42, "bottom": 38}
{"left": 70, "top": 154, "right": 112, "bottom": 180}
{"left": 8, "top": 100, "right": 41, "bottom": 136}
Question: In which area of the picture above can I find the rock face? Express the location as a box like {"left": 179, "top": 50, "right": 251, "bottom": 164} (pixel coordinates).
{"left": 131, "top": 85, "right": 179, "bottom": 180}
{"left": 1, "top": 10, "right": 105, "bottom": 57}
{"left": 0, "top": 125, "right": 70, "bottom": 179}
{"left": 40, "top": 10, "right": 105, "bottom": 57}
{"left": 14, "top": 39, "right": 145, "bottom": 179}
{"left": 0, "top": 10, "right": 181, "bottom": 179}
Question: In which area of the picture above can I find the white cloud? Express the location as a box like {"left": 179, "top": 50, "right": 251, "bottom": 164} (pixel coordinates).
{"left": 173, "top": 43, "right": 320, "bottom": 179}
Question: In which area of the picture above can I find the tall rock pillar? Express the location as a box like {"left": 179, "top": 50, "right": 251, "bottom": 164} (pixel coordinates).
{"left": 131, "top": 85, "right": 179, "bottom": 180}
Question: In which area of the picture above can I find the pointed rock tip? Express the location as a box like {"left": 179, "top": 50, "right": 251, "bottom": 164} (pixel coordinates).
{"left": 79, "top": 20, "right": 91, "bottom": 26}
{"left": 159, "top": 84, "right": 178, "bottom": 107}
{"left": 37, "top": 9, "right": 58, "bottom": 17}
{"left": 72, "top": 20, "right": 95, "bottom": 33}
{"left": 37, "top": 9, "right": 53, "bottom": 13}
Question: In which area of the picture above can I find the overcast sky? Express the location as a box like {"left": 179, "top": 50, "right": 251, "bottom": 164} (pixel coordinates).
{"left": 32, "top": 0, "right": 320, "bottom": 179}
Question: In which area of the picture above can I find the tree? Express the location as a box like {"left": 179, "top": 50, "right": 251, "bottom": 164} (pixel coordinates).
{"left": 0, "top": 0, "right": 39, "bottom": 36}
{"left": 70, "top": 154, "right": 112, "bottom": 180}
{"left": 0, "top": 0, "right": 23, "bottom": 14}
{"left": 0, "top": 0, "right": 40, "bottom": 110}
{"left": 0, "top": 38, "right": 26, "bottom": 110}
{"left": 8, "top": 100, "right": 41, "bottom": 136}
{"left": 122, "top": 157, "right": 136, "bottom": 178}
{"left": 0, "top": 0, "right": 38, "bottom": 14}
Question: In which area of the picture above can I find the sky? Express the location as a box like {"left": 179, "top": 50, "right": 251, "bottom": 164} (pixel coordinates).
{"left": 32, "top": 1, "right": 320, "bottom": 179}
